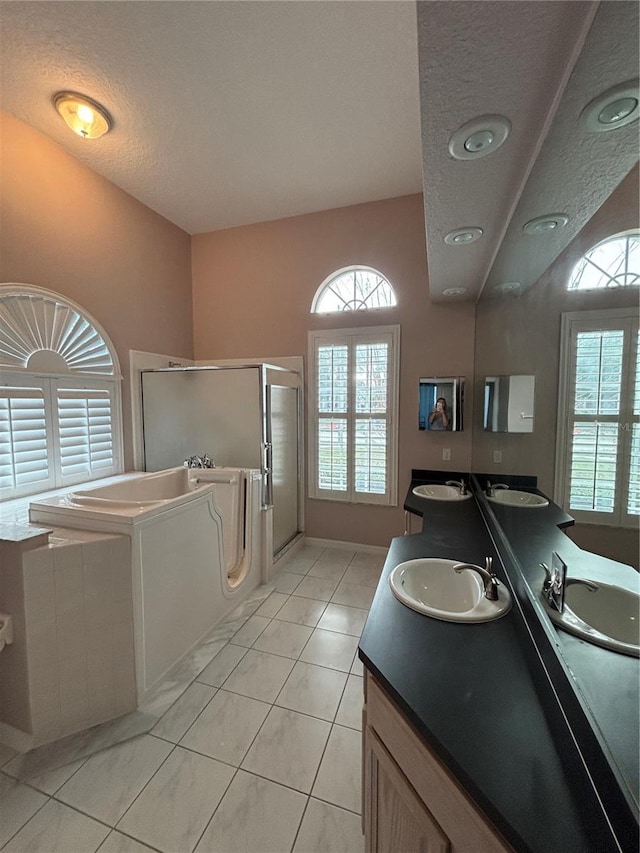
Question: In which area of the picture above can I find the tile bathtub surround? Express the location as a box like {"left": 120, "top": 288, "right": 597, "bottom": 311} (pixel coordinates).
{"left": 0, "top": 544, "right": 382, "bottom": 852}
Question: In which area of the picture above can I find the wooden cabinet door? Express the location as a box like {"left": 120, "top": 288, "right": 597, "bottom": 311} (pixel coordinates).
{"left": 365, "top": 726, "right": 451, "bottom": 853}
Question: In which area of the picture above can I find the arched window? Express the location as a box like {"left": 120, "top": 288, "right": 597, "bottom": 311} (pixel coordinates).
{"left": 568, "top": 231, "right": 640, "bottom": 291}
{"left": 0, "top": 284, "right": 123, "bottom": 499}
{"left": 311, "top": 266, "right": 397, "bottom": 313}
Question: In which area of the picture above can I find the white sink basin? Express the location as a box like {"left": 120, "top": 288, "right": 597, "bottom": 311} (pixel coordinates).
{"left": 546, "top": 579, "right": 640, "bottom": 657}
{"left": 389, "top": 558, "right": 511, "bottom": 623}
{"left": 487, "top": 489, "right": 548, "bottom": 508}
{"left": 412, "top": 484, "right": 472, "bottom": 502}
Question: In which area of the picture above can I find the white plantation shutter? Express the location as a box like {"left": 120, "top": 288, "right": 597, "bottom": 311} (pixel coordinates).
{"left": 57, "top": 388, "right": 115, "bottom": 482}
{"left": 557, "top": 309, "right": 639, "bottom": 526}
{"left": 310, "top": 326, "right": 399, "bottom": 505}
{"left": 0, "top": 387, "right": 50, "bottom": 496}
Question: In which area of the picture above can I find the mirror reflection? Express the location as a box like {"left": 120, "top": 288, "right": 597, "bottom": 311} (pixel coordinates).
{"left": 418, "top": 376, "right": 464, "bottom": 432}
{"left": 483, "top": 375, "right": 535, "bottom": 433}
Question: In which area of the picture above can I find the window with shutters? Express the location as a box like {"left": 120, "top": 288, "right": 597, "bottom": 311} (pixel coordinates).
{"left": 308, "top": 325, "right": 399, "bottom": 505}
{"left": 0, "top": 284, "right": 123, "bottom": 500}
{"left": 555, "top": 307, "right": 639, "bottom": 527}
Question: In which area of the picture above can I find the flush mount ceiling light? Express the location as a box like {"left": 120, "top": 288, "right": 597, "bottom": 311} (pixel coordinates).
{"left": 444, "top": 227, "right": 484, "bottom": 246}
{"left": 53, "top": 91, "right": 112, "bottom": 139}
{"left": 580, "top": 80, "right": 639, "bottom": 133}
{"left": 522, "top": 214, "right": 569, "bottom": 235}
{"left": 442, "top": 287, "right": 467, "bottom": 297}
{"left": 448, "top": 115, "right": 511, "bottom": 160}
{"left": 494, "top": 282, "right": 521, "bottom": 294}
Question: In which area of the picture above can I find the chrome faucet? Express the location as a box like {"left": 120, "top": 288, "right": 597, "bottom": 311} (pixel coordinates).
{"left": 541, "top": 552, "right": 567, "bottom": 613}
{"left": 453, "top": 556, "right": 500, "bottom": 601}
{"left": 184, "top": 454, "right": 215, "bottom": 469}
{"left": 486, "top": 481, "right": 509, "bottom": 497}
{"left": 445, "top": 479, "right": 467, "bottom": 495}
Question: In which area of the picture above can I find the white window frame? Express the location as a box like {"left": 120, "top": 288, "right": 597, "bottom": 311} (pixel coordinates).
{"left": 554, "top": 307, "right": 639, "bottom": 527}
{"left": 310, "top": 266, "right": 397, "bottom": 314}
{"left": 0, "top": 284, "right": 124, "bottom": 501}
{"left": 308, "top": 324, "right": 399, "bottom": 506}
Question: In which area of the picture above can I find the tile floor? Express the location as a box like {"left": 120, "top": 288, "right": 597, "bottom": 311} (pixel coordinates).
{"left": 0, "top": 544, "right": 385, "bottom": 853}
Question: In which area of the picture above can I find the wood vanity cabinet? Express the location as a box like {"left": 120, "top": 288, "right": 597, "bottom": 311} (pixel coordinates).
{"left": 362, "top": 671, "right": 514, "bottom": 853}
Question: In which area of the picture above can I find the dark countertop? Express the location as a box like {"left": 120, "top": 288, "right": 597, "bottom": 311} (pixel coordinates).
{"left": 359, "top": 475, "right": 638, "bottom": 853}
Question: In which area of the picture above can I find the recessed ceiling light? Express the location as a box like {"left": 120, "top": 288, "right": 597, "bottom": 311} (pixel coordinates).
{"left": 54, "top": 91, "right": 112, "bottom": 139}
{"left": 448, "top": 115, "right": 511, "bottom": 160}
{"left": 580, "top": 80, "right": 639, "bottom": 133}
{"left": 444, "top": 227, "right": 484, "bottom": 246}
{"left": 522, "top": 214, "right": 569, "bottom": 235}
{"left": 442, "top": 288, "right": 467, "bottom": 297}
{"left": 494, "top": 282, "right": 521, "bottom": 294}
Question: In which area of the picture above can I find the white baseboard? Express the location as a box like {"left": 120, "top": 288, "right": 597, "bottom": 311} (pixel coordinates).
{"left": 0, "top": 721, "right": 34, "bottom": 754}
{"left": 273, "top": 533, "right": 305, "bottom": 565}
{"left": 304, "top": 536, "right": 388, "bottom": 555}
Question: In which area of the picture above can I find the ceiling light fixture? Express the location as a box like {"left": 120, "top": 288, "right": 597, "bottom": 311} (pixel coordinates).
{"left": 580, "top": 80, "right": 639, "bottom": 133}
{"left": 448, "top": 115, "right": 511, "bottom": 160}
{"left": 442, "top": 288, "right": 467, "bottom": 297}
{"left": 522, "top": 214, "right": 569, "bottom": 235}
{"left": 444, "top": 227, "right": 484, "bottom": 246}
{"left": 54, "top": 91, "right": 113, "bottom": 139}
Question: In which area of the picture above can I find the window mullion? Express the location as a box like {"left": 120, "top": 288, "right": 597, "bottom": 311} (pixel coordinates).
{"left": 347, "top": 337, "right": 355, "bottom": 502}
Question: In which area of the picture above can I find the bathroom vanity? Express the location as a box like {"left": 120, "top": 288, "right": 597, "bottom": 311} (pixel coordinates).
{"left": 359, "top": 471, "right": 639, "bottom": 853}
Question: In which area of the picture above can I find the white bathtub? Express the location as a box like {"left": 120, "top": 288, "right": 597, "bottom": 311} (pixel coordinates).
{"left": 29, "top": 467, "right": 264, "bottom": 703}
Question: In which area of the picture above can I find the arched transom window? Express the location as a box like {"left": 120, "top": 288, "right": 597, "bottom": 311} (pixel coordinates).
{"left": 311, "top": 266, "right": 397, "bottom": 313}
{"left": 0, "top": 284, "right": 123, "bottom": 499}
{"left": 568, "top": 231, "right": 640, "bottom": 291}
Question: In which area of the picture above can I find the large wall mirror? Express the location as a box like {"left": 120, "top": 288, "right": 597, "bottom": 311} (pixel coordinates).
{"left": 467, "top": 2, "right": 639, "bottom": 821}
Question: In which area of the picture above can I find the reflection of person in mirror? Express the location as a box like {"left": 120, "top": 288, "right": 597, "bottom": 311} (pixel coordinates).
{"left": 429, "top": 397, "right": 450, "bottom": 430}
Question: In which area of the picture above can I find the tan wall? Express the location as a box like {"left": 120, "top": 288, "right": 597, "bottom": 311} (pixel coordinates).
{"left": 0, "top": 111, "right": 194, "bottom": 468}
{"left": 473, "top": 165, "right": 639, "bottom": 567}
{"left": 192, "top": 195, "right": 476, "bottom": 546}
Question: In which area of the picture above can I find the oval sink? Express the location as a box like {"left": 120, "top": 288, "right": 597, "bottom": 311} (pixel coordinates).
{"left": 546, "top": 579, "right": 640, "bottom": 657}
{"left": 389, "top": 558, "right": 511, "bottom": 623}
{"left": 412, "top": 484, "right": 472, "bottom": 501}
{"left": 487, "top": 489, "right": 548, "bottom": 508}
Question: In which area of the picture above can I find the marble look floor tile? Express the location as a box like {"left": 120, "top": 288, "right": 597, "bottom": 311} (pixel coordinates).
{"left": 350, "top": 654, "right": 364, "bottom": 677}
{"left": 0, "top": 773, "right": 49, "bottom": 848}
{"left": 221, "top": 649, "right": 295, "bottom": 703}
{"left": 229, "top": 615, "right": 271, "bottom": 647}
{"left": 3, "top": 711, "right": 157, "bottom": 782}
{"left": 335, "top": 676, "right": 363, "bottom": 730}
{"left": 117, "top": 747, "right": 234, "bottom": 853}
{"left": 331, "top": 581, "right": 375, "bottom": 610}
{"left": 241, "top": 706, "right": 330, "bottom": 793}
{"left": 273, "top": 571, "right": 304, "bottom": 593}
{"left": 306, "top": 561, "right": 347, "bottom": 582}
{"left": 275, "top": 662, "right": 347, "bottom": 721}
{"left": 314, "top": 549, "right": 355, "bottom": 570}
{"left": 26, "top": 758, "right": 87, "bottom": 795}
{"left": 255, "top": 591, "right": 290, "bottom": 618}
{"left": 293, "top": 798, "right": 365, "bottom": 853}
{"left": 317, "top": 604, "right": 368, "bottom": 637}
{"left": 341, "top": 564, "right": 383, "bottom": 588}
{"left": 279, "top": 546, "right": 325, "bottom": 576}
{"left": 0, "top": 742, "right": 18, "bottom": 768}
{"left": 98, "top": 830, "right": 157, "bottom": 853}
{"left": 274, "top": 595, "right": 327, "bottom": 627}
{"left": 180, "top": 690, "right": 270, "bottom": 766}
{"left": 197, "top": 644, "right": 247, "bottom": 687}
{"left": 300, "top": 629, "right": 359, "bottom": 672}
{"left": 252, "top": 619, "right": 313, "bottom": 659}
{"left": 56, "top": 735, "right": 172, "bottom": 826}
{"left": 350, "top": 551, "right": 386, "bottom": 570}
{"left": 294, "top": 576, "right": 340, "bottom": 602}
{"left": 151, "top": 682, "right": 216, "bottom": 743}
{"left": 3, "top": 799, "right": 109, "bottom": 853}
{"left": 312, "top": 725, "right": 361, "bottom": 814}
{"left": 194, "top": 770, "right": 306, "bottom": 853}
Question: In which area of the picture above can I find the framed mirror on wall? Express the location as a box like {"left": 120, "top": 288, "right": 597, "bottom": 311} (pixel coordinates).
{"left": 483, "top": 375, "right": 535, "bottom": 433}
{"left": 418, "top": 376, "right": 464, "bottom": 432}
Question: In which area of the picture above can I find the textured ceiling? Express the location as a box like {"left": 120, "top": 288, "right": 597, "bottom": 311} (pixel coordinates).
{"left": 2, "top": 1, "right": 638, "bottom": 300}
{"left": 0, "top": 1, "right": 423, "bottom": 235}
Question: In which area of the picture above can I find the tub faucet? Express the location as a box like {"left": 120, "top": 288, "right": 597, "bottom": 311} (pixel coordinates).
{"left": 185, "top": 454, "right": 215, "bottom": 469}
{"left": 453, "top": 557, "right": 500, "bottom": 601}
{"left": 445, "top": 479, "right": 467, "bottom": 495}
{"left": 486, "top": 481, "right": 509, "bottom": 497}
